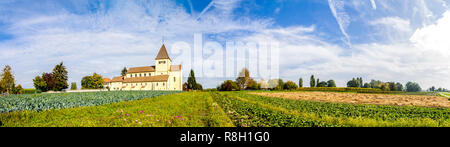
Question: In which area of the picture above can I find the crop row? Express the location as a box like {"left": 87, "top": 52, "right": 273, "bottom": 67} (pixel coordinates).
{"left": 235, "top": 92, "right": 449, "bottom": 121}
{"left": 0, "top": 91, "right": 181, "bottom": 113}
{"left": 210, "top": 92, "right": 340, "bottom": 127}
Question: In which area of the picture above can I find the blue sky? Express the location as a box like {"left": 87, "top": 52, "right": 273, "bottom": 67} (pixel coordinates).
{"left": 0, "top": 0, "right": 450, "bottom": 89}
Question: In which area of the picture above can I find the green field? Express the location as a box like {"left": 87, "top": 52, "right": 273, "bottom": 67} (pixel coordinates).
{"left": 0, "top": 91, "right": 180, "bottom": 113}
{"left": 442, "top": 92, "right": 450, "bottom": 97}
{"left": 0, "top": 92, "right": 233, "bottom": 127}
{"left": 0, "top": 91, "right": 449, "bottom": 127}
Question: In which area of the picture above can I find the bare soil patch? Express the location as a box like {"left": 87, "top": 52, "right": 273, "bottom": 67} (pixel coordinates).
{"left": 250, "top": 92, "right": 450, "bottom": 108}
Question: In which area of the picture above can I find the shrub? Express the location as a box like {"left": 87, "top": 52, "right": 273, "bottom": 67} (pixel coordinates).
{"left": 327, "top": 80, "right": 336, "bottom": 87}
{"left": 218, "top": 80, "right": 240, "bottom": 91}
{"left": 246, "top": 79, "right": 261, "bottom": 90}
{"left": 317, "top": 81, "right": 328, "bottom": 87}
{"left": 283, "top": 81, "right": 298, "bottom": 90}
{"left": 22, "top": 89, "right": 41, "bottom": 94}
{"left": 70, "top": 82, "right": 77, "bottom": 90}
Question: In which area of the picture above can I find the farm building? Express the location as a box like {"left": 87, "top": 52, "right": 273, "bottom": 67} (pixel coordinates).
{"left": 108, "top": 44, "right": 182, "bottom": 91}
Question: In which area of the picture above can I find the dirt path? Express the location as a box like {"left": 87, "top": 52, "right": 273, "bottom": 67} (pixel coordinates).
{"left": 250, "top": 92, "right": 450, "bottom": 108}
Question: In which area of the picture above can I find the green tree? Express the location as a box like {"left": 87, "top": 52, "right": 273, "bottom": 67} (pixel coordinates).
{"left": 316, "top": 78, "right": 320, "bottom": 87}
{"left": 327, "top": 80, "right": 336, "bottom": 87}
{"left": 275, "top": 79, "right": 284, "bottom": 90}
{"left": 298, "top": 78, "right": 303, "bottom": 88}
{"left": 187, "top": 69, "right": 197, "bottom": 90}
{"left": 406, "top": 82, "right": 422, "bottom": 92}
{"left": 81, "top": 73, "right": 103, "bottom": 89}
{"left": 121, "top": 67, "right": 128, "bottom": 76}
{"left": 246, "top": 79, "right": 260, "bottom": 90}
{"left": 186, "top": 69, "right": 202, "bottom": 90}
{"left": 388, "top": 82, "right": 397, "bottom": 91}
{"left": 70, "top": 82, "right": 77, "bottom": 90}
{"left": 310, "top": 75, "right": 315, "bottom": 87}
{"left": 91, "top": 73, "right": 103, "bottom": 89}
{"left": 236, "top": 68, "right": 251, "bottom": 90}
{"left": 358, "top": 77, "right": 363, "bottom": 88}
{"left": 284, "top": 81, "right": 298, "bottom": 90}
{"left": 218, "top": 80, "right": 239, "bottom": 91}
{"left": 347, "top": 78, "right": 360, "bottom": 87}
{"left": 194, "top": 83, "right": 203, "bottom": 90}
{"left": 33, "top": 76, "right": 48, "bottom": 92}
{"left": 380, "top": 83, "right": 390, "bottom": 91}
{"left": 52, "top": 62, "right": 68, "bottom": 91}
{"left": 0, "top": 65, "right": 15, "bottom": 94}
{"left": 363, "top": 83, "right": 370, "bottom": 88}
{"left": 429, "top": 86, "right": 436, "bottom": 92}
{"left": 317, "top": 81, "right": 328, "bottom": 87}
{"left": 370, "top": 80, "right": 383, "bottom": 89}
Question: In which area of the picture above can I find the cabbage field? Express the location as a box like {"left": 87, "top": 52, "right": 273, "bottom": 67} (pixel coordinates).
{"left": 0, "top": 91, "right": 181, "bottom": 113}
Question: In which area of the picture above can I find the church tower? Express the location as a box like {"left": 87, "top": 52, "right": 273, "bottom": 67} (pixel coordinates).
{"left": 155, "top": 44, "right": 172, "bottom": 75}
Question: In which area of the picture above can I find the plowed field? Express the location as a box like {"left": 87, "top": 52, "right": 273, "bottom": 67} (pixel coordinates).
{"left": 251, "top": 92, "right": 450, "bottom": 108}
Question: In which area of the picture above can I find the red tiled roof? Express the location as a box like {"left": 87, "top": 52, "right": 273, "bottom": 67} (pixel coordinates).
{"left": 122, "top": 75, "right": 169, "bottom": 83}
{"left": 111, "top": 76, "right": 124, "bottom": 82}
{"left": 170, "top": 65, "right": 182, "bottom": 71}
{"left": 103, "top": 78, "right": 111, "bottom": 83}
{"left": 127, "top": 66, "right": 155, "bottom": 73}
{"left": 155, "top": 44, "right": 171, "bottom": 60}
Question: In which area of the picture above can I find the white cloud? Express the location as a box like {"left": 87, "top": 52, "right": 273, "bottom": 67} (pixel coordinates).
{"left": 410, "top": 10, "right": 450, "bottom": 57}
{"left": 0, "top": 0, "right": 449, "bottom": 90}
{"left": 328, "top": 0, "right": 351, "bottom": 47}
{"left": 370, "top": 17, "right": 412, "bottom": 33}
{"left": 0, "top": 0, "right": 269, "bottom": 88}
{"left": 370, "top": 0, "right": 377, "bottom": 10}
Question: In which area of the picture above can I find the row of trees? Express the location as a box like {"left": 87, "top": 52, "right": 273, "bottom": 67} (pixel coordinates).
{"left": 346, "top": 77, "right": 422, "bottom": 92}
{"left": 33, "top": 62, "right": 106, "bottom": 91}
{"left": 0, "top": 65, "right": 23, "bottom": 94}
{"left": 304, "top": 75, "right": 336, "bottom": 88}
{"left": 218, "top": 68, "right": 263, "bottom": 91}
{"left": 218, "top": 68, "right": 301, "bottom": 91}
{"left": 33, "top": 62, "right": 68, "bottom": 92}
{"left": 427, "top": 86, "right": 449, "bottom": 92}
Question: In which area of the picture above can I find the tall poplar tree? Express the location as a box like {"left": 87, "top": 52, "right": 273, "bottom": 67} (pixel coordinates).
{"left": 310, "top": 75, "right": 315, "bottom": 87}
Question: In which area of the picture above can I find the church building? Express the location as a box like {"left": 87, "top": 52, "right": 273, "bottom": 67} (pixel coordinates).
{"left": 108, "top": 44, "right": 182, "bottom": 91}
